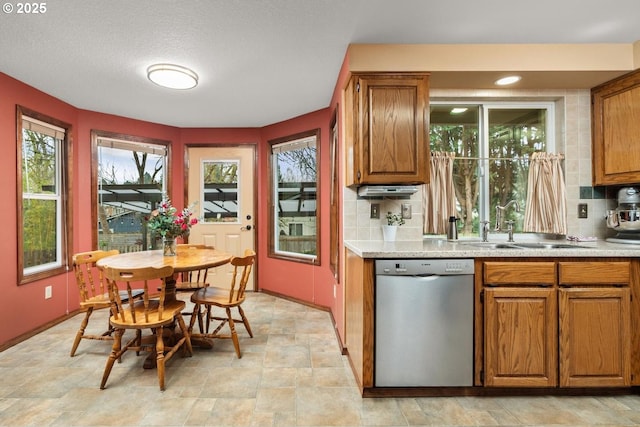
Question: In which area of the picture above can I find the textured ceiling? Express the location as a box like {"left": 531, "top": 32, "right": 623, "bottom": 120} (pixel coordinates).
{"left": 1, "top": 0, "right": 639, "bottom": 127}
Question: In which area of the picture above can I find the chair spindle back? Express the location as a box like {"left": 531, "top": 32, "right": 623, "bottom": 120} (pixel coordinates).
{"left": 104, "top": 265, "right": 174, "bottom": 324}
{"left": 72, "top": 250, "right": 119, "bottom": 302}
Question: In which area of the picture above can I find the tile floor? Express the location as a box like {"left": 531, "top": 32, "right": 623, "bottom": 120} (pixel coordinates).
{"left": 2, "top": 292, "right": 640, "bottom": 426}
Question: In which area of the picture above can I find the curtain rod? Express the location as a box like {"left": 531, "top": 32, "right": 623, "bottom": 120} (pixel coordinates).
{"left": 449, "top": 156, "right": 564, "bottom": 161}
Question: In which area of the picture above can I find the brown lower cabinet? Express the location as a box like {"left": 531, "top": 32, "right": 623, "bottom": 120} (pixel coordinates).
{"left": 558, "top": 287, "right": 630, "bottom": 387}
{"left": 344, "top": 251, "right": 639, "bottom": 396}
{"left": 482, "top": 260, "right": 631, "bottom": 388}
{"left": 484, "top": 286, "right": 558, "bottom": 387}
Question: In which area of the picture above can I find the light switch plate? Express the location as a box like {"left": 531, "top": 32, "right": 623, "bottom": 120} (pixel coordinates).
{"left": 578, "top": 203, "right": 588, "bottom": 218}
{"left": 370, "top": 203, "right": 380, "bottom": 219}
{"left": 401, "top": 203, "right": 412, "bottom": 219}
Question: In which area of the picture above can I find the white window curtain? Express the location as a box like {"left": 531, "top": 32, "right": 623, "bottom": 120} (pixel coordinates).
{"left": 523, "top": 152, "right": 567, "bottom": 235}
{"left": 422, "top": 152, "right": 456, "bottom": 234}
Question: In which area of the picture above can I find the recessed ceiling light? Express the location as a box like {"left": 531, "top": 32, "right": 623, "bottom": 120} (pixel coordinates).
{"left": 147, "top": 64, "right": 198, "bottom": 90}
{"left": 450, "top": 107, "right": 468, "bottom": 114}
{"left": 495, "top": 75, "right": 521, "bottom": 86}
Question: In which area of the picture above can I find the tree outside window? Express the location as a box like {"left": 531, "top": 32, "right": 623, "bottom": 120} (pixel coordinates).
{"left": 93, "top": 131, "right": 169, "bottom": 253}
{"left": 430, "top": 103, "right": 553, "bottom": 237}
{"left": 18, "top": 107, "right": 71, "bottom": 284}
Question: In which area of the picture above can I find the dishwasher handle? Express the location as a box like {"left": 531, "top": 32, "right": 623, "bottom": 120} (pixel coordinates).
{"left": 413, "top": 274, "right": 444, "bottom": 280}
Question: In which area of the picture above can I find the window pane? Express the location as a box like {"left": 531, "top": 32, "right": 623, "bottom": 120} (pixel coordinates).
{"left": 430, "top": 104, "right": 550, "bottom": 237}
{"left": 97, "top": 142, "right": 165, "bottom": 252}
{"left": 488, "top": 108, "right": 546, "bottom": 233}
{"left": 271, "top": 131, "right": 318, "bottom": 260}
{"left": 430, "top": 105, "right": 480, "bottom": 235}
{"left": 202, "top": 161, "right": 238, "bottom": 223}
{"left": 22, "top": 198, "right": 57, "bottom": 268}
{"left": 22, "top": 129, "right": 57, "bottom": 194}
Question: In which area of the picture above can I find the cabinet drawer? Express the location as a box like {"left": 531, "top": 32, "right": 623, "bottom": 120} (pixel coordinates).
{"left": 484, "top": 262, "right": 555, "bottom": 285}
{"left": 558, "top": 262, "right": 630, "bottom": 285}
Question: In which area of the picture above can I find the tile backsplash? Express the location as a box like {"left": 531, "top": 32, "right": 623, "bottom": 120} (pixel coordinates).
{"left": 343, "top": 88, "right": 624, "bottom": 242}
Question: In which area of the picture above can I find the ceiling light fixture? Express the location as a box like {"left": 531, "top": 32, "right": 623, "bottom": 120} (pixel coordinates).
{"left": 495, "top": 75, "right": 521, "bottom": 86}
{"left": 450, "top": 107, "right": 468, "bottom": 114}
{"left": 147, "top": 63, "right": 198, "bottom": 90}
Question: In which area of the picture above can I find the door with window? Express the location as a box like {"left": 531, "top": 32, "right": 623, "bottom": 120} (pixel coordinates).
{"left": 187, "top": 146, "right": 255, "bottom": 289}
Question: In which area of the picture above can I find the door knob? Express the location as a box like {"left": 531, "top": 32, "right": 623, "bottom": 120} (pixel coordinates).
{"left": 241, "top": 225, "right": 252, "bottom": 231}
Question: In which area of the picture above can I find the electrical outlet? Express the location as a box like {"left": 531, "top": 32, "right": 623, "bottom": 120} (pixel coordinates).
{"left": 370, "top": 203, "right": 380, "bottom": 219}
{"left": 45, "top": 285, "right": 52, "bottom": 299}
{"left": 578, "top": 203, "right": 588, "bottom": 218}
{"left": 401, "top": 203, "right": 412, "bottom": 219}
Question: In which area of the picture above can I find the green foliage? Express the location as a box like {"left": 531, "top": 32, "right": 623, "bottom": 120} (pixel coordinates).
{"left": 430, "top": 106, "right": 547, "bottom": 235}
{"left": 22, "top": 130, "right": 59, "bottom": 266}
{"left": 386, "top": 212, "right": 405, "bottom": 226}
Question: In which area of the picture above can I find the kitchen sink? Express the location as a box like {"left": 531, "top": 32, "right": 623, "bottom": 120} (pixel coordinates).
{"left": 509, "top": 242, "right": 588, "bottom": 249}
{"left": 462, "top": 241, "right": 591, "bottom": 250}
{"left": 461, "top": 242, "right": 520, "bottom": 249}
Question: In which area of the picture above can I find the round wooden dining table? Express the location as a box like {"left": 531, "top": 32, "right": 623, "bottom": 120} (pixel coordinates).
{"left": 96, "top": 247, "right": 232, "bottom": 302}
{"left": 96, "top": 247, "right": 232, "bottom": 363}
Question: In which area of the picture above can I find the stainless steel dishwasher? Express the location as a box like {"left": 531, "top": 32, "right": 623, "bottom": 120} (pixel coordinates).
{"left": 375, "top": 258, "right": 474, "bottom": 387}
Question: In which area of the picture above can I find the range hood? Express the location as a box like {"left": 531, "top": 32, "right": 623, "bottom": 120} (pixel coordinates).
{"left": 357, "top": 185, "right": 419, "bottom": 198}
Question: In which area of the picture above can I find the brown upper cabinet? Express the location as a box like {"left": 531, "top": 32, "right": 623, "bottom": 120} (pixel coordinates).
{"left": 345, "top": 73, "right": 430, "bottom": 186}
{"left": 591, "top": 69, "right": 640, "bottom": 185}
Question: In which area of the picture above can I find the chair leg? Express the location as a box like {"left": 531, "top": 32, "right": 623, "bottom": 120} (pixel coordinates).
{"left": 188, "top": 303, "right": 199, "bottom": 334}
{"left": 237, "top": 306, "right": 253, "bottom": 338}
{"left": 70, "top": 308, "right": 93, "bottom": 357}
{"left": 227, "top": 307, "right": 241, "bottom": 358}
{"left": 176, "top": 314, "right": 193, "bottom": 357}
{"left": 100, "top": 328, "right": 124, "bottom": 389}
{"left": 196, "top": 306, "right": 205, "bottom": 334}
{"left": 205, "top": 305, "right": 212, "bottom": 333}
{"left": 156, "top": 326, "right": 166, "bottom": 391}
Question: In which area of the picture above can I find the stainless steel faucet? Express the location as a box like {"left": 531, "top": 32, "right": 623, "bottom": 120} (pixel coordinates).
{"left": 505, "top": 220, "right": 516, "bottom": 242}
{"left": 495, "top": 200, "right": 521, "bottom": 242}
{"left": 480, "top": 220, "right": 490, "bottom": 242}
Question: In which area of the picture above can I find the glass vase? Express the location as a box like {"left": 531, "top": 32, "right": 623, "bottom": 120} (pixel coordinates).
{"left": 163, "top": 237, "right": 177, "bottom": 256}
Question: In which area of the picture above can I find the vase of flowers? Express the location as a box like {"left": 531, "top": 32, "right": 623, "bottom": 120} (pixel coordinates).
{"left": 162, "top": 236, "right": 177, "bottom": 256}
{"left": 146, "top": 198, "right": 198, "bottom": 256}
{"left": 382, "top": 212, "right": 405, "bottom": 242}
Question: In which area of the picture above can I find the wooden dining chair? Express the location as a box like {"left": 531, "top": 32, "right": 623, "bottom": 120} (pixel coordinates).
{"left": 70, "top": 249, "right": 144, "bottom": 357}
{"left": 100, "top": 265, "right": 192, "bottom": 391}
{"left": 175, "top": 244, "right": 211, "bottom": 332}
{"left": 188, "top": 249, "right": 255, "bottom": 358}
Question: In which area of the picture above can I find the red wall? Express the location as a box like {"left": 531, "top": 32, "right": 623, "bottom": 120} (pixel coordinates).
{"left": 0, "top": 71, "right": 341, "bottom": 348}
{"left": 0, "top": 73, "right": 79, "bottom": 344}
{"left": 260, "top": 110, "right": 336, "bottom": 309}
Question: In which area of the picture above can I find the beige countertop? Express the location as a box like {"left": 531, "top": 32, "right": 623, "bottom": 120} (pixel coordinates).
{"left": 344, "top": 237, "right": 640, "bottom": 258}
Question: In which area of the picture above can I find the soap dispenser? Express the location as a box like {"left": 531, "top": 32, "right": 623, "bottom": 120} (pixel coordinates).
{"left": 447, "top": 216, "right": 459, "bottom": 241}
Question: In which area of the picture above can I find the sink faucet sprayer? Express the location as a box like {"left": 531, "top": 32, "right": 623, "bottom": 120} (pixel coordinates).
{"left": 495, "top": 200, "right": 521, "bottom": 242}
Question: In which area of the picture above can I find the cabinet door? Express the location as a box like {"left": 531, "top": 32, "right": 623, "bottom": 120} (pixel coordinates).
{"left": 351, "top": 74, "right": 429, "bottom": 185}
{"left": 592, "top": 70, "right": 640, "bottom": 185}
{"left": 484, "top": 287, "right": 557, "bottom": 387}
{"left": 559, "top": 287, "right": 631, "bottom": 387}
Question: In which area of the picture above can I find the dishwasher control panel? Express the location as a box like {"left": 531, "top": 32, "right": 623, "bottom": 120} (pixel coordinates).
{"left": 376, "top": 259, "right": 474, "bottom": 276}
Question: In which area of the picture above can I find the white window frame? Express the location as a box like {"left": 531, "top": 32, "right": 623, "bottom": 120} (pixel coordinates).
{"left": 18, "top": 108, "right": 71, "bottom": 284}
{"left": 93, "top": 132, "right": 170, "bottom": 252}
{"left": 431, "top": 100, "right": 556, "bottom": 236}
